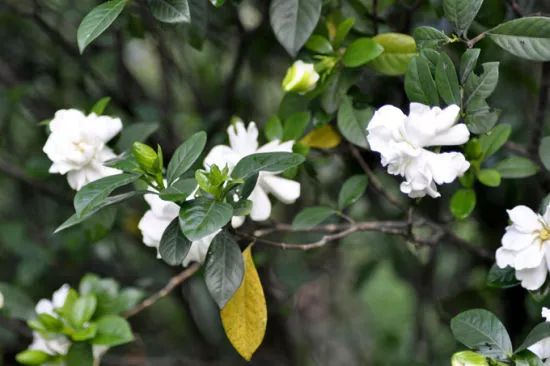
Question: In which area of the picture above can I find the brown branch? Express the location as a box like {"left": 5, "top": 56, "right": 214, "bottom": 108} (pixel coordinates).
{"left": 124, "top": 263, "right": 200, "bottom": 318}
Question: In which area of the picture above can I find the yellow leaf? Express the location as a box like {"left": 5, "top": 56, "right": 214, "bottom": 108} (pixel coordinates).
{"left": 220, "top": 245, "right": 267, "bottom": 361}
{"left": 300, "top": 124, "right": 342, "bottom": 149}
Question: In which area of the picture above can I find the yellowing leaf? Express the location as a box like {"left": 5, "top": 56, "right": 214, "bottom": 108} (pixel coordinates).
{"left": 300, "top": 124, "right": 341, "bottom": 149}
{"left": 220, "top": 245, "right": 267, "bottom": 361}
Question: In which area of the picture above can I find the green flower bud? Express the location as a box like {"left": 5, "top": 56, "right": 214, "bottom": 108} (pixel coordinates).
{"left": 132, "top": 142, "right": 160, "bottom": 174}
{"left": 451, "top": 351, "right": 489, "bottom": 366}
{"left": 282, "top": 60, "right": 320, "bottom": 94}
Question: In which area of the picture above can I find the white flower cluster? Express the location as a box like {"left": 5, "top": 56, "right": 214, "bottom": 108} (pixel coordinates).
{"left": 367, "top": 103, "right": 470, "bottom": 198}
{"left": 496, "top": 203, "right": 550, "bottom": 291}
{"left": 138, "top": 121, "right": 300, "bottom": 265}
{"left": 43, "top": 109, "right": 122, "bottom": 191}
{"left": 28, "top": 285, "right": 107, "bottom": 358}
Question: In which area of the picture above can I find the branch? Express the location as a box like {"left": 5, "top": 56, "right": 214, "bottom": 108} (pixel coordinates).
{"left": 124, "top": 263, "right": 200, "bottom": 318}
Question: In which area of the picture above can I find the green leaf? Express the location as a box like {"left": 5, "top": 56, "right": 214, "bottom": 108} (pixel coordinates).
{"left": 70, "top": 295, "right": 97, "bottom": 327}
{"left": 166, "top": 131, "right": 207, "bottom": 185}
{"left": 321, "top": 69, "right": 357, "bottom": 114}
{"left": 16, "top": 350, "right": 52, "bottom": 365}
{"left": 292, "top": 206, "right": 335, "bottom": 230}
{"left": 93, "top": 315, "right": 134, "bottom": 346}
{"left": 269, "top": 0, "right": 322, "bottom": 56}
{"left": 55, "top": 192, "right": 141, "bottom": 233}
{"left": 148, "top": 0, "right": 191, "bottom": 23}
{"left": 479, "top": 124, "right": 511, "bottom": 159}
{"left": 405, "top": 55, "right": 439, "bottom": 106}
{"left": 368, "top": 33, "right": 417, "bottom": 76}
{"left": 90, "top": 96, "right": 111, "bottom": 115}
{"left": 443, "top": 0, "right": 484, "bottom": 36}
{"left": 338, "top": 175, "right": 368, "bottom": 210}
{"left": 487, "top": 264, "right": 520, "bottom": 289}
{"left": 460, "top": 48, "right": 481, "bottom": 84}
{"left": 66, "top": 343, "right": 93, "bottom": 366}
{"left": 337, "top": 97, "right": 372, "bottom": 149}
{"left": 517, "top": 322, "right": 550, "bottom": 352}
{"left": 283, "top": 111, "right": 310, "bottom": 141}
{"left": 539, "top": 136, "right": 550, "bottom": 171}
{"left": 465, "top": 109, "right": 500, "bottom": 135}
{"left": 477, "top": 169, "right": 501, "bottom": 187}
{"left": 464, "top": 62, "right": 499, "bottom": 108}
{"left": 204, "top": 231, "right": 244, "bottom": 308}
{"left": 435, "top": 52, "right": 461, "bottom": 105}
{"left": 487, "top": 17, "right": 550, "bottom": 61}
{"left": 333, "top": 18, "right": 354, "bottom": 48}
{"left": 413, "top": 26, "right": 451, "bottom": 49}
{"left": 342, "top": 38, "right": 384, "bottom": 67}
{"left": 514, "top": 350, "right": 544, "bottom": 366}
{"left": 450, "top": 309, "right": 513, "bottom": 359}
{"left": 264, "top": 116, "right": 283, "bottom": 141}
{"left": 77, "top": 0, "right": 127, "bottom": 53}
{"left": 116, "top": 122, "right": 159, "bottom": 152}
{"left": 450, "top": 188, "right": 476, "bottom": 220}
{"left": 159, "top": 218, "right": 192, "bottom": 266}
{"left": 159, "top": 178, "right": 197, "bottom": 202}
{"left": 231, "top": 152, "right": 305, "bottom": 180}
{"left": 72, "top": 323, "right": 98, "bottom": 341}
{"left": 74, "top": 173, "right": 139, "bottom": 217}
{"left": 37, "top": 313, "right": 63, "bottom": 332}
{"left": 496, "top": 156, "right": 539, "bottom": 178}
{"left": 305, "top": 35, "right": 333, "bottom": 54}
{"left": 179, "top": 198, "right": 233, "bottom": 241}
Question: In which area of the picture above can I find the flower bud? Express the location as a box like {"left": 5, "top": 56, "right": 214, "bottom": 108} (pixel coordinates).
{"left": 282, "top": 60, "right": 320, "bottom": 94}
{"left": 451, "top": 351, "right": 489, "bottom": 366}
{"left": 132, "top": 142, "right": 160, "bottom": 174}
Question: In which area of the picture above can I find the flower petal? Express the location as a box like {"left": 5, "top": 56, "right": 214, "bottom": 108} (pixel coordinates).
{"left": 514, "top": 243, "right": 544, "bottom": 270}
{"left": 508, "top": 205, "right": 543, "bottom": 233}
{"left": 516, "top": 261, "right": 547, "bottom": 290}
{"left": 248, "top": 186, "right": 271, "bottom": 221}
{"left": 231, "top": 216, "right": 246, "bottom": 228}
{"left": 501, "top": 227, "right": 536, "bottom": 251}
{"left": 228, "top": 121, "right": 258, "bottom": 156}
{"left": 182, "top": 230, "right": 219, "bottom": 267}
{"left": 429, "top": 124, "right": 470, "bottom": 146}
{"left": 203, "top": 145, "right": 240, "bottom": 171}
{"left": 529, "top": 338, "right": 550, "bottom": 360}
{"left": 260, "top": 175, "right": 300, "bottom": 204}
{"left": 425, "top": 151, "right": 470, "bottom": 185}
{"left": 495, "top": 247, "right": 516, "bottom": 268}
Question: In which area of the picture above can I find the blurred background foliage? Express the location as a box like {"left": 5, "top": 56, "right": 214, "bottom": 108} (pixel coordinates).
{"left": 0, "top": 0, "right": 549, "bottom": 365}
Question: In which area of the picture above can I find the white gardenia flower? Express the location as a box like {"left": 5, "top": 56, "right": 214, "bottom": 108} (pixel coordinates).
{"left": 529, "top": 307, "right": 550, "bottom": 364}
{"left": 138, "top": 192, "right": 219, "bottom": 266}
{"left": 366, "top": 103, "right": 470, "bottom": 198}
{"left": 282, "top": 60, "right": 320, "bottom": 94}
{"left": 43, "top": 109, "right": 122, "bottom": 191}
{"left": 204, "top": 121, "right": 301, "bottom": 228}
{"left": 495, "top": 204, "right": 550, "bottom": 291}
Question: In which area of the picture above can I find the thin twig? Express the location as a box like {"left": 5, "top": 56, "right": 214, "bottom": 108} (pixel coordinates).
{"left": 124, "top": 263, "right": 200, "bottom": 318}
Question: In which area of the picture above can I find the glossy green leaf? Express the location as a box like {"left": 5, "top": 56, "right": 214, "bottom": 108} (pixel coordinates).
{"left": 464, "top": 62, "right": 499, "bottom": 108}
{"left": 495, "top": 156, "right": 539, "bottom": 178}
{"left": 337, "top": 97, "right": 372, "bottom": 149}
{"left": 74, "top": 173, "right": 139, "bottom": 217}
{"left": 333, "top": 18, "right": 354, "bottom": 48}
{"left": 479, "top": 124, "right": 511, "bottom": 159}
{"left": 443, "top": 0, "right": 484, "bottom": 36}
{"left": 450, "top": 309, "right": 513, "bottom": 358}
{"left": 283, "top": 111, "right": 310, "bottom": 141}
{"left": 486, "top": 264, "right": 519, "bottom": 289}
{"left": 487, "top": 17, "right": 550, "bottom": 61}
{"left": 179, "top": 198, "right": 233, "bottom": 241}
{"left": 342, "top": 38, "right": 384, "bottom": 67}
{"left": 338, "top": 175, "right": 368, "bottom": 210}
{"left": 231, "top": 152, "right": 305, "bottom": 180}
{"left": 77, "top": 0, "right": 127, "bottom": 53}
{"left": 405, "top": 55, "right": 439, "bottom": 105}
{"left": 292, "top": 206, "right": 335, "bottom": 230}
{"left": 67, "top": 343, "right": 93, "bottom": 366}
{"left": 517, "top": 323, "right": 550, "bottom": 352}
{"left": 269, "top": 0, "right": 322, "bottom": 56}
{"left": 450, "top": 188, "right": 476, "bottom": 220}
{"left": 93, "top": 315, "right": 134, "bottom": 346}
{"left": 477, "top": 169, "right": 501, "bottom": 187}
{"left": 514, "top": 350, "right": 544, "bottom": 366}
{"left": 264, "top": 116, "right": 283, "bottom": 141}
{"left": 369, "top": 33, "right": 417, "bottom": 76}
{"left": 539, "top": 136, "right": 550, "bottom": 171}
{"left": 413, "top": 26, "right": 451, "bottom": 49}
{"left": 166, "top": 131, "right": 207, "bottom": 185}
{"left": 90, "top": 96, "right": 111, "bottom": 115}
{"left": 204, "top": 231, "right": 244, "bottom": 308}
{"left": 460, "top": 48, "right": 481, "bottom": 84}
{"left": 305, "top": 35, "right": 333, "bottom": 54}
{"left": 70, "top": 295, "right": 97, "bottom": 327}
{"left": 16, "top": 350, "right": 51, "bottom": 365}
{"left": 148, "top": 0, "right": 191, "bottom": 23}
{"left": 159, "top": 218, "right": 192, "bottom": 266}
{"left": 435, "top": 52, "right": 461, "bottom": 105}
{"left": 159, "top": 178, "right": 197, "bottom": 202}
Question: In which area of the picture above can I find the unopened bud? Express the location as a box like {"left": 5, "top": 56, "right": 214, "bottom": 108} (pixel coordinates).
{"left": 282, "top": 60, "right": 319, "bottom": 94}
{"left": 132, "top": 142, "right": 160, "bottom": 174}
{"left": 451, "top": 351, "right": 489, "bottom": 366}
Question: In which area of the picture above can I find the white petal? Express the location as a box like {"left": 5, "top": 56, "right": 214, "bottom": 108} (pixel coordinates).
{"left": 87, "top": 114, "right": 123, "bottom": 142}
{"left": 203, "top": 145, "right": 240, "bottom": 171}
{"left": 425, "top": 151, "right": 470, "bottom": 185}
{"left": 260, "top": 175, "right": 300, "bottom": 204}
{"left": 516, "top": 262, "right": 547, "bottom": 290}
{"left": 495, "top": 247, "right": 516, "bottom": 268}
{"left": 501, "top": 227, "right": 537, "bottom": 251}
{"left": 182, "top": 230, "right": 219, "bottom": 266}
{"left": 144, "top": 193, "right": 179, "bottom": 219}
{"left": 138, "top": 210, "right": 172, "bottom": 249}
{"left": 231, "top": 216, "right": 246, "bottom": 228}
{"left": 514, "top": 244, "right": 544, "bottom": 270}
{"left": 435, "top": 104, "right": 461, "bottom": 130}
{"left": 35, "top": 299, "right": 54, "bottom": 316}
{"left": 228, "top": 121, "right": 259, "bottom": 156}
{"left": 542, "top": 307, "right": 550, "bottom": 322}
{"left": 543, "top": 202, "right": 550, "bottom": 224}
{"left": 248, "top": 186, "right": 272, "bottom": 221}
{"left": 429, "top": 124, "right": 470, "bottom": 146}
{"left": 530, "top": 338, "right": 550, "bottom": 359}
{"left": 508, "top": 205, "right": 543, "bottom": 233}
{"left": 52, "top": 284, "right": 70, "bottom": 309}
{"left": 256, "top": 140, "right": 294, "bottom": 154}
